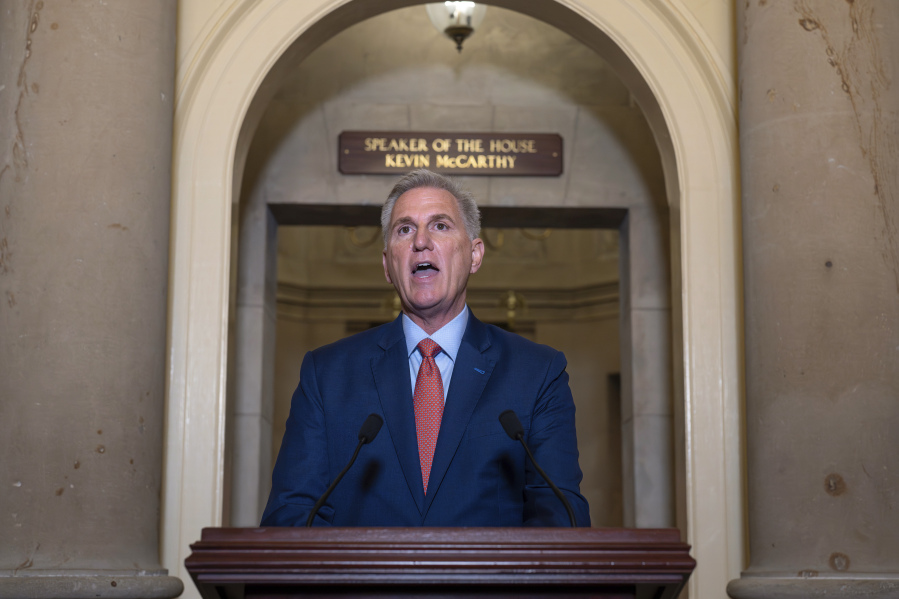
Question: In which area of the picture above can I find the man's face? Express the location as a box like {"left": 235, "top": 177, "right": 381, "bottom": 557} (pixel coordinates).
{"left": 382, "top": 187, "right": 484, "bottom": 331}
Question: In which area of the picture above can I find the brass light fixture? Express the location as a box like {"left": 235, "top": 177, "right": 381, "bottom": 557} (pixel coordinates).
{"left": 500, "top": 290, "right": 526, "bottom": 331}
{"left": 426, "top": 2, "right": 487, "bottom": 52}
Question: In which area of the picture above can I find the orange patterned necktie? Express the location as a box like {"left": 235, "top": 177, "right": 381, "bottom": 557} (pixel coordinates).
{"left": 414, "top": 339, "right": 444, "bottom": 495}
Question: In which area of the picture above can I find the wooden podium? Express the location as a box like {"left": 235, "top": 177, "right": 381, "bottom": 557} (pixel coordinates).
{"left": 185, "top": 527, "right": 694, "bottom": 598}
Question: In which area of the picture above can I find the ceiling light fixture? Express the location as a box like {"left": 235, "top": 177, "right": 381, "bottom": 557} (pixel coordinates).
{"left": 426, "top": 2, "right": 487, "bottom": 53}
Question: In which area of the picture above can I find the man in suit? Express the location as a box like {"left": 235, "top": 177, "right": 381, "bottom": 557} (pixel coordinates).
{"left": 261, "top": 169, "right": 590, "bottom": 527}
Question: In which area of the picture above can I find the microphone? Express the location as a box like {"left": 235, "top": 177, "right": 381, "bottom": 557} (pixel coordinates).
{"left": 499, "top": 409, "right": 577, "bottom": 527}
{"left": 305, "top": 413, "right": 383, "bottom": 527}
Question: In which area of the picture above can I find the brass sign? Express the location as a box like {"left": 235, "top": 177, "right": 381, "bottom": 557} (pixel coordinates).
{"left": 339, "top": 131, "right": 563, "bottom": 176}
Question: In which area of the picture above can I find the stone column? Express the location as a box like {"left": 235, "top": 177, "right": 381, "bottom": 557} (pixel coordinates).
{"left": 230, "top": 183, "right": 278, "bottom": 527}
{"left": 619, "top": 206, "right": 674, "bottom": 528}
{"left": 0, "top": 2, "right": 181, "bottom": 597}
{"left": 729, "top": 2, "right": 899, "bottom": 597}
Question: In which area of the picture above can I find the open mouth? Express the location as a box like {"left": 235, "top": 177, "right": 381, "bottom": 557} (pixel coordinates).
{"left": 412, "top": 262, "right": 438, "bottom": 277}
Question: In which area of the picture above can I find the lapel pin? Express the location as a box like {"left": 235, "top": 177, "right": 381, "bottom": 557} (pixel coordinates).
{"left": 473, "top": 367, "right": 485, "bottom": 374}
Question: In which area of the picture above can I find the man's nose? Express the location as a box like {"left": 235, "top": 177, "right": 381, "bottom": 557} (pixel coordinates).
{"left": 412, "top": 228, "right": 432, "bottom": 250}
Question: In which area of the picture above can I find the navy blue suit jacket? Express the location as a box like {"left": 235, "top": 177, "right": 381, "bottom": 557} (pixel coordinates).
{"left": 261, "top": 312, "right": 590, "bottom": 527}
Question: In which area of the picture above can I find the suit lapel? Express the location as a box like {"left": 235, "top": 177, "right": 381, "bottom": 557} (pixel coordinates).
{"left": 422, "top": 314, "right": 495, "bottom": 517}
{"left": 371, "top": 317, "right": 425, "bottom": 513}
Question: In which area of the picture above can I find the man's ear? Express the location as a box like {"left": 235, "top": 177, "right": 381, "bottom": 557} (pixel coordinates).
{"left": 382, "top": 250, "right": 393, "bottom": 284}
{"left": 470, "top": 238, "right": 485, "bottom": 274}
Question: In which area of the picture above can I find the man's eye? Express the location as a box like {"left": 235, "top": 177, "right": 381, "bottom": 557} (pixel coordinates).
{"left": 398, "top": 225, "right": 411, "bottom": 234}
{"left": 435, "top": 222, "right": 448, "bottom": 230}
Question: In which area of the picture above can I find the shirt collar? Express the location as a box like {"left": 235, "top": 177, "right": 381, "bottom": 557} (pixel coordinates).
{"left": 402, "top": 305, "right": 469, "bottom": 362}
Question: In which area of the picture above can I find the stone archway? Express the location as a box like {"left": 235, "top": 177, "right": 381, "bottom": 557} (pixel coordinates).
{"left": 164, "top": 2, "right": 742, "bottom": 596}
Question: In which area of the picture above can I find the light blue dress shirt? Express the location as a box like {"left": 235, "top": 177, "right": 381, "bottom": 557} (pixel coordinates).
{"left": 402, "top": 305, "right": 469, "bottom": 401}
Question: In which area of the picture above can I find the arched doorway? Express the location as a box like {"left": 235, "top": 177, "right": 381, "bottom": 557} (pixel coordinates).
{"left": 164, "top": 2, "right": 742, "bottom": 596}
{"left": 230, "top": 2, "right": 671, "bottom": 534}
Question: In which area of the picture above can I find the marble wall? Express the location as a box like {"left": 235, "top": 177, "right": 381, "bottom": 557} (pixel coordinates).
{"left": 730, "top": 2, "right": 899, "bottom": 596}
{"left": 0, "top": 3, "right": 181, "bottom": 597}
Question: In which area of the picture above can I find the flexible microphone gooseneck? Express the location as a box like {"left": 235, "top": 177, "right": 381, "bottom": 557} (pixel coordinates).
{"left": 498, "top": 409, "right": 577, "bottom": 527}
{"left": 305, "top": 413, "right": 384, "bottom": 527}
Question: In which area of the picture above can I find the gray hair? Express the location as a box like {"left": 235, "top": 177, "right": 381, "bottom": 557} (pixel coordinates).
{"left": 381, "top": 169, "right": 481, "bottom": 245}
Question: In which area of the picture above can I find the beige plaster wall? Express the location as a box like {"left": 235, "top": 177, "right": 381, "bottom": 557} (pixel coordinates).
{"left": 245, "top": 5, "right": 665, "bottom": 213}
{"left": 175, "top": 1, "right": 735, "bottom": 97}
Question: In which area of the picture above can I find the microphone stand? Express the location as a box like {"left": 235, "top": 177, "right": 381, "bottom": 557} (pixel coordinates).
{"left": 499, "top": 409, "right": 577, "bottom": 527}
{"left": 306, "top": 414, "right": 383, "bottom": 527}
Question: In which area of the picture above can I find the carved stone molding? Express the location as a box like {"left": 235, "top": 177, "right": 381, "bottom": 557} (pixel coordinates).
{"left": 276, "top": 281, "right": 619, "bottom": 324}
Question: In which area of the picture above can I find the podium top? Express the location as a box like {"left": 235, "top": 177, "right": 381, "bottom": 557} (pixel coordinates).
{"left": 194, "top": 525, "right": 688, "bottom": 549}
{"left": 186, "top": 527, "right": 694, "bottom": 598}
